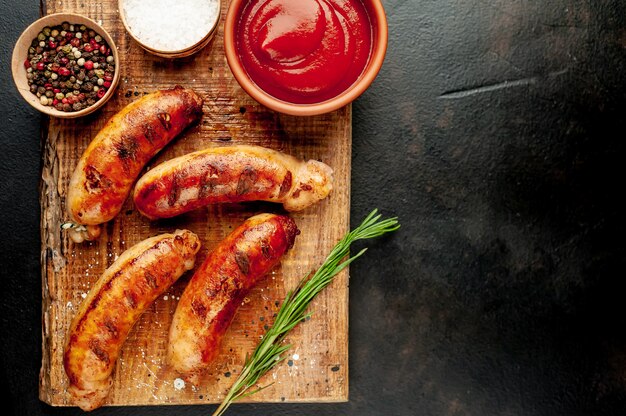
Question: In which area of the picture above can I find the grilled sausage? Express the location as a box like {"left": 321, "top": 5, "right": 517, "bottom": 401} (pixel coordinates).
{"left": 167, "top": 214, "right": 299, "bottom": 381}
{"left": 66, "top": 86, "right": 203, "bottom": 242}
{"left": 133, "top": 145, "right": 333, "bottom": 220}
{"left": 64, "top": 230, "right": 201, "bottom": 411}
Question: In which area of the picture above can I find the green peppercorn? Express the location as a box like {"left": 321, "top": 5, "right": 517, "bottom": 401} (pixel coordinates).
{"left": 37, "top": 32, "right": 46, "bottom": 41}
{"left": 45, "top": 90, "right": 54, "bottom": 98}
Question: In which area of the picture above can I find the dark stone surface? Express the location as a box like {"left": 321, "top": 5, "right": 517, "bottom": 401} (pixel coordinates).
{"left": 2, "top": 0, "right": 626, "bottom": 415}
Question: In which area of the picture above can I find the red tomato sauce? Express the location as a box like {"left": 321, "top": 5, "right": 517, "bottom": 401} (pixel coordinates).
{"left": 235, "top": 0, "right": 373, "bottom": 104}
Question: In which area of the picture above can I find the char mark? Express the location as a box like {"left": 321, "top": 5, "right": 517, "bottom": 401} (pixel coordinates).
{"left": 84, "top": 165, "right": 112, "bottom": 193}
{"left": 260, "top": 239, "right": 272, "bottom": 259}
{"left": 115, "top": 135, "right": 140, "bottom": 173}
{"left": 124, "top": 289, "right": 137, "bottom": 309}
{"left": 279, "top": 171, "right": 292, "bottom": 198}
{"left": 103, "top": 318, "right": 119, "bottom": 338}
{"left": 144, "top": 271, "right": 158, "bottom": 289}
{"left": 198, "top": 163, "right": 220, "bottom": 199}
{"left": 236, "top": 165, "right": 257, "bottom": 196}
{"left": 143, "top": 124, "right": 156, "bottom": 144}
{"left": 235, "top": 250, "right": 250, "bottom": 275}
{"left": 88, "top": 339, "right": 110, "bottom": 364}
{"left": 191, "top": 299, "right": 208, "bottom": 320}
{"left": 168, "top": 171, "right": 185, "bottom": 207}
{"left": 157, "top": 112, "right": 172, "bottom": 130}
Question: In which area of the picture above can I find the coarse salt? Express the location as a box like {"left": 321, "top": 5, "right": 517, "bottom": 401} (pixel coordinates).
{"left": 173, "top": 377, "right": 185, "bottom": 390}
{"left": 122, "top": 0, "right": 220, "bottom": 51}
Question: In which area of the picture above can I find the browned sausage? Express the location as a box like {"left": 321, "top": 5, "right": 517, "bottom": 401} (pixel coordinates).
{"left": 66, "top": 86, "right": 203, "bottom": 242}
{"left": 64, "top": 230, "right": 201, "bottom": 411}
{"left": 167, "top": 214, "right": 299, "bottom": 381}
{"left": 133, "top": 145, "right": 333, "bottom": 220}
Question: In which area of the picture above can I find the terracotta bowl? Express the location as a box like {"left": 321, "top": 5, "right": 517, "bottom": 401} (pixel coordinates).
{"left": 224, "top": 0, "right": 388, "bottom": 116}
{"left": 11, "top": 13, "right": 120, "bottom": 118}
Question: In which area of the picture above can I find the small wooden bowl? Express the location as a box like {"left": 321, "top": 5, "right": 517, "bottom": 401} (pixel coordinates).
{"left": 118, "top": 0, "right": 221, "bottom": 59}
{"left": 11, "top": 13, "right": 120, "bottom": 118}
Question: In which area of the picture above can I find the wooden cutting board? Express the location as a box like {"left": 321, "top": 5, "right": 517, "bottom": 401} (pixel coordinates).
{"left": 39, "top": 0, "right": 351, "bottom": 407}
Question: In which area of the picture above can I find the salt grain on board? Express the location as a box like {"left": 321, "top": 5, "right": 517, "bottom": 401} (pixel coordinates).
{"left": 173, "top": 378, "right": 185, "bottom": 390}
{"left": 122, "top": 0, "right": 220, "bottom": 51}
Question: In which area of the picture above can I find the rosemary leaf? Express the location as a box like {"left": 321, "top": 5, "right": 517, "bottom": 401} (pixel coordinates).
{"left": 211, "top": 209, "right": 400, "bottom": 416}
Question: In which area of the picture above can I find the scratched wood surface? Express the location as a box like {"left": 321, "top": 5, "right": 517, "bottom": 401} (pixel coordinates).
{"left": 39, "top": 0, "right": 351, "bottom": 407}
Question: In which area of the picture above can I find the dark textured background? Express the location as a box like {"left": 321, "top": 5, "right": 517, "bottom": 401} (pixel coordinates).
{"left": 3, "top": 1, "right": 626, "bottom": 415}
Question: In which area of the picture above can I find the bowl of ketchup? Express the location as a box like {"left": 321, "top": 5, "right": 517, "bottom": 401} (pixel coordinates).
{"left": 224, "top": 0, "right": 388, "bottom": 116}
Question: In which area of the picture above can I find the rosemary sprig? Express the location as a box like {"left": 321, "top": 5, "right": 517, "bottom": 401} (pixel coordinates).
{"left": 211, "top": 209, "right": 400, "bottom": 416}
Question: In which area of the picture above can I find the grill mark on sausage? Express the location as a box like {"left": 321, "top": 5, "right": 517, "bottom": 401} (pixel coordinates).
{"left": 103, "top": 318, "right": 118, "bottom": 338}
{"left": 144, "top": 271, "right": 158, "bottom": 289}
{"left": 278, "top": 171, "right": 292, "bottom": 198}
{"left": 192, "top": 299, "right": 208, "bottom": 320}
{"left": 235, "top": 250, "right": 250, "bottom": 275}
{"left": 198, "top": 163, "right": 220, "bottom": 199}
{"left": 260, "top": 239, "right": 272, "bottom": 259}
{"left": 84, "top": 165, "right": 112, "bottom": 193}
{"left": 236, "top": 166, "right": 257, "bottom": 196}
{"left": 168, "top": 171, "right": 185, "bottom": 207}
{"left": 115, "top": 135, "right": 140, "bottom": 174}
{"left": 143, "top": 124, "right": 156, "bottom": 144}
{"left": 139, "top": 182, "right": 158, "bottom": 200}
{"left": 89, "top": 339, "right": 110, "bottom": 364}
{"left": 182, "top": 91, "right": 203, "bottom": 120}
{"left": 124, "top": 289, "right": 137, "bottom": 309}
{"left": 157, "top": 112, "right": 172, "bottom": 130}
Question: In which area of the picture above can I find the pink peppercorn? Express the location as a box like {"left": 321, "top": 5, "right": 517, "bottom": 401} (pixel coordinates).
{"left": 83, "top": 60, "right": 94, "bottom": 70}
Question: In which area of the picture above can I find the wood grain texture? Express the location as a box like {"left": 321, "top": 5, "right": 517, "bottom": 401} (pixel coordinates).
{"left": 39, "top": 0, "right": 351, "bottom": 407}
